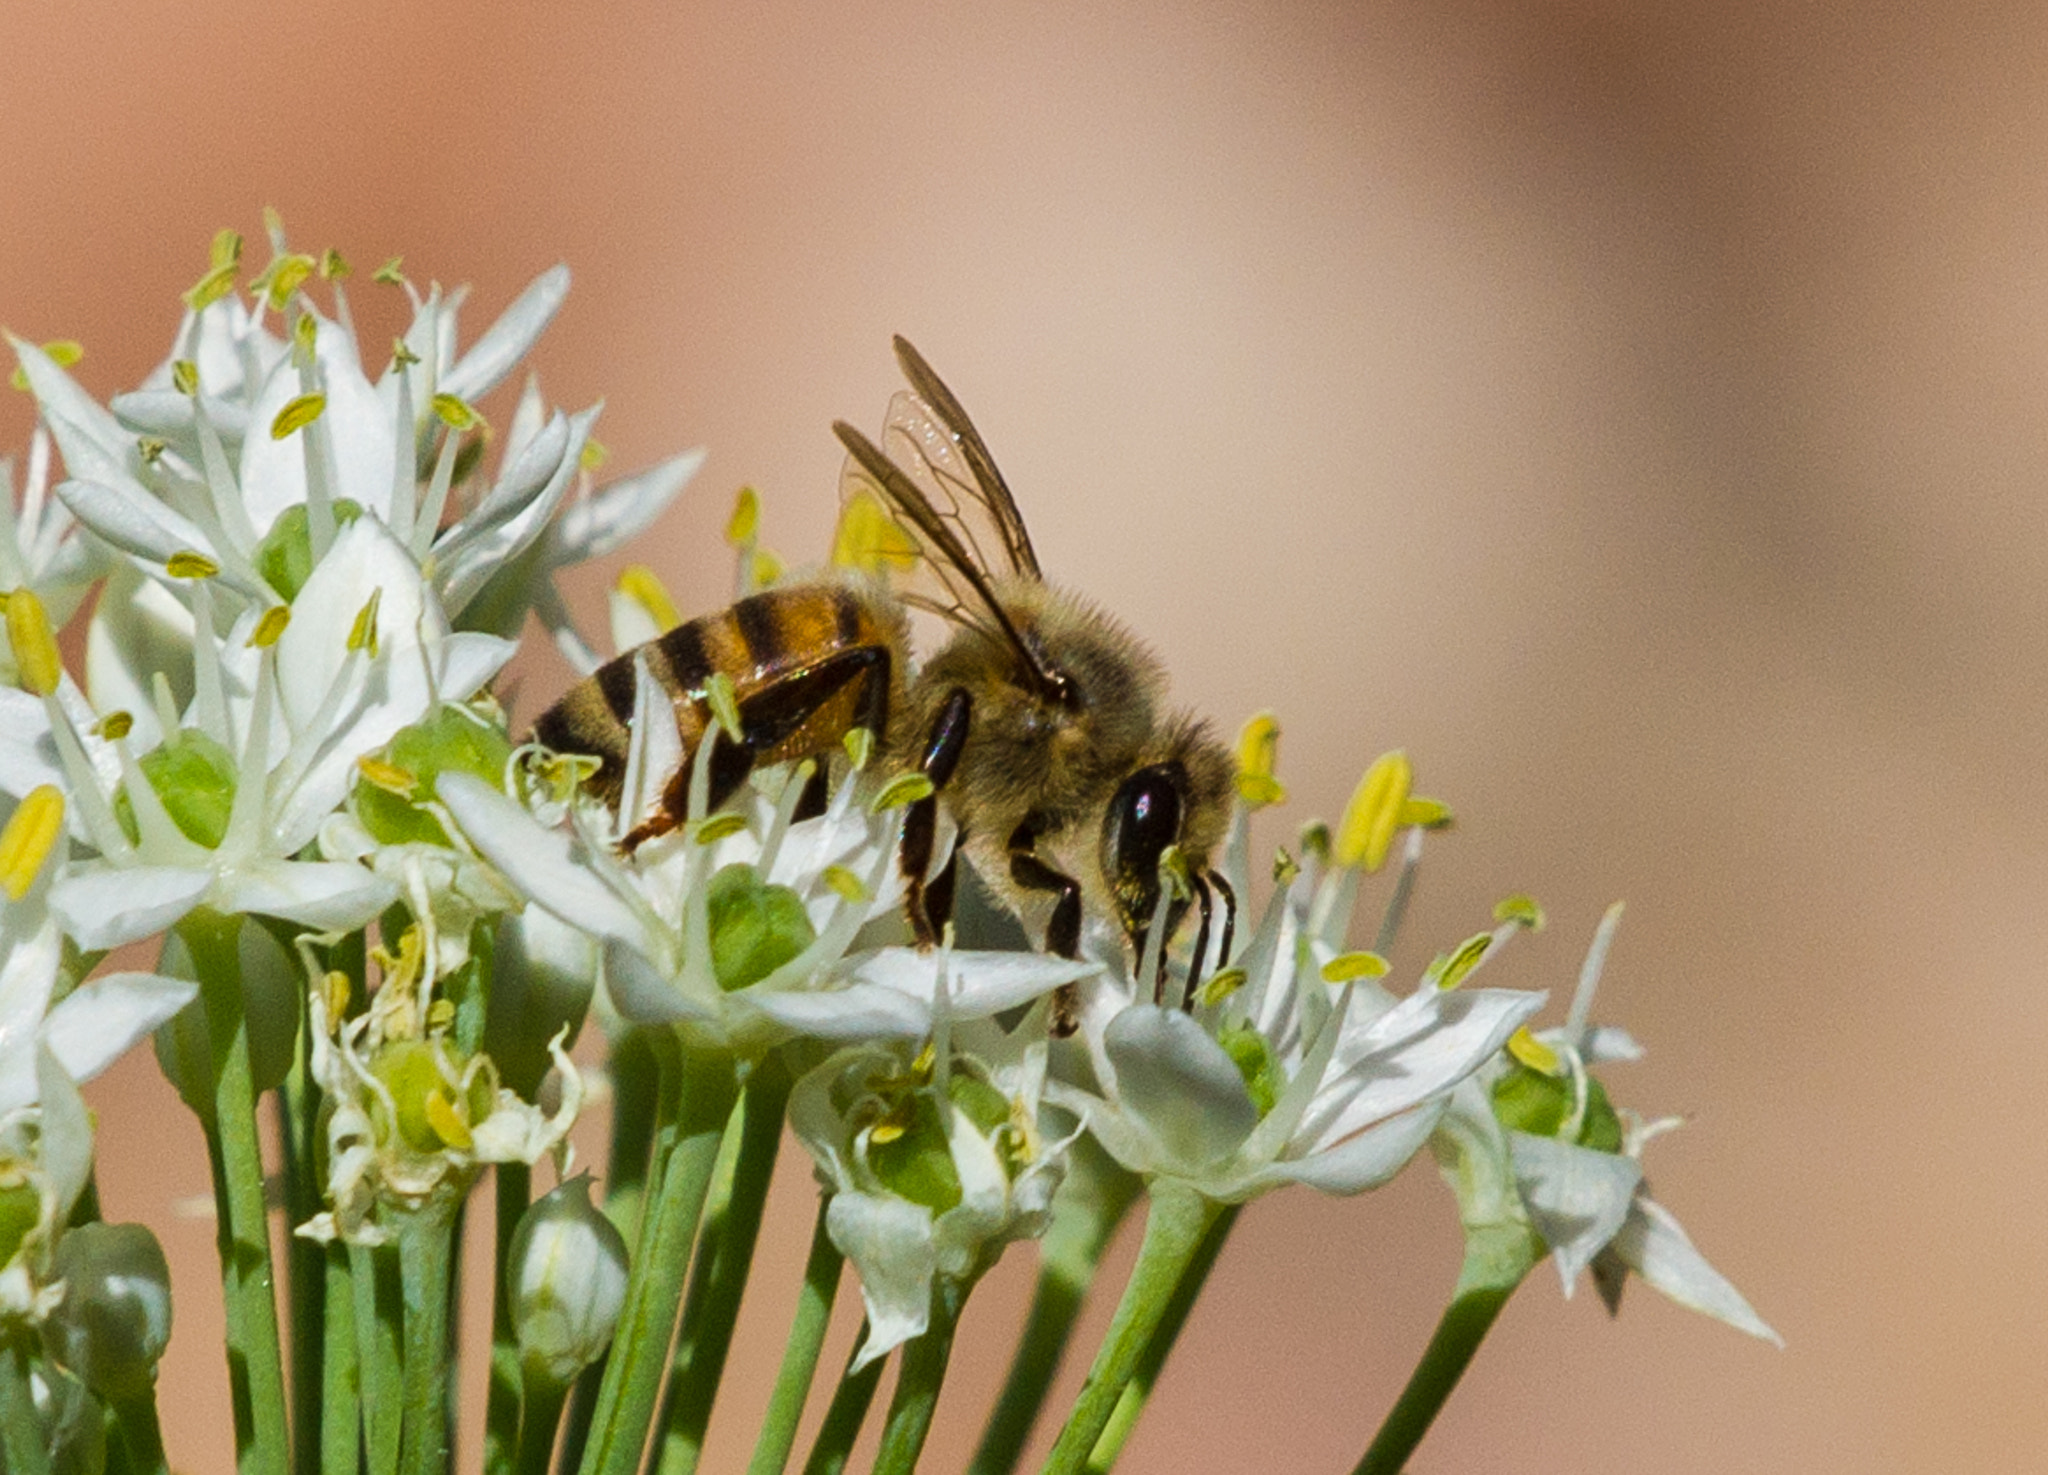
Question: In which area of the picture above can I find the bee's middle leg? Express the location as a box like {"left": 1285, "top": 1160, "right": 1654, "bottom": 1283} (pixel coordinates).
{"left": 902, "top": 688, "right": 971, "bottom": 947}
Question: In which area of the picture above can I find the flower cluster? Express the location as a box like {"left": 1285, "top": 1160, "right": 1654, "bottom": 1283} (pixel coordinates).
{"left": 0, "top": 226, "right": 1773, "bottom": 1475}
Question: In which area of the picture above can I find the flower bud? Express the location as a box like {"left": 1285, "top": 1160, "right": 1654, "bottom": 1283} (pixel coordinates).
{"left": 253, "top": 498, "right": 365, "bottom": 601}
{"left": 508, "top": 1177, "right": 630, "bottom": 1388}
{"left": 46, "top": 1223, "right": 173, "bottom": 1400}
{"left": 1490, "top": 1060, "right": 1624, "bottom": 1152}
{"left": 354, "top": 703, "right": 514, "bottom": 848}
{"left": 116, "top": 729, "right": 239, "bottom": 849}
{"left": 484, "top": 906, "right": 597, "bottom": 1099}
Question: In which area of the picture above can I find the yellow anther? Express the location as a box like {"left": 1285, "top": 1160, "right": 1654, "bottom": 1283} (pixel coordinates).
{"left": 373, "top": 257, "right": 406, "bottom": 284}
{"left": 425, "top": 1090, "right": 473, "bottom": 1150}
{"left": 725, "top": 485, "right": 761, "bottom": 546}
{"left": 832, "top": 488, "right": 920, "bottom": 573}
{"left": 1298, "top": 821, "right": 1331, "bottom": 865}
{"left": 425, "top": 998, "right": 456, "bottom": 1033}
{"left": 292, "top": 313, "right": 317, "bottom": 364}
{"left": 209, "top": 228, "right": 244, "bottom": 271}
{"left": 356, "top": 756, "right": 417, "bottom": 797}
{"left": 391, "top": 339, "right": 421, "bottom": 369}
{"left": 321, "top": 970, "right": 352, "bottom": 1021}
{"left": 431, "top": 393, "right": 481, "bottom": 432}
{"left": 749, "top": 549, "right": 785, "bottom": 590}
{"left": 165, "top": 550, "right": 220, "bottom": 579}
{"left": 870, "top": 772, "right": 934, "bottom": 813}
{"left": 1196, "top": 966, "right": 1249, "bottom": 1008}
{"left": 0, "top": 786, "right": 66, "bottom": 900}
{"left": 911, "top": 1040, "right": 937, "bottom": 1078}
{"left": 1493, "top": 894, "right": 1546, "bottom": 931}
{"left": 843, "top": 727, "right": 876, "bottom": 773}
{"left": 1234, "top": 711, "right": 1286, "bottom": 808}
{"left": 5, "top": 588, "right": 61, "bottom": 696}
{"left": 8, "top": 341, "right": 83, "bottom": 392}
{"left": 822, "top": 865, "right": 869, "bottom": 903}
{"left": 1399, "top": 796, "right": 1453, "bottom": 830}
{"left": 1428, "top": 932, "right": 1493, "bottom": 991}
{"left": 348, "top": 588, "right": 383, "bottom": 657}
{"left": 1272, "top": 847, "right": 1300, "bottom": 886}
{"left": 1156, "top": 844, "right": 1192, "bottom": 902}
{"left": 702, "top": 672, "right": 744, "bottom": 746}
{"left": 1321, "top": 950, "right": 1390, "bottom": 983}
{"left": 171, "top": 360, "right": 199, "bottom": 396}
{"left": 184, "top": 262, "right": 240, "bottom": 311}
{"left": 868, "top": 1120, "right": 907, "bottom": 1146}
{"left": 579, "top": 438, "right": 610, "bottom": 472}
{"left": 319, "top": 248, "right": 350, "bottom": 280}
{"left": 270, "top": 393, "right": 327, "bottom": 440}
{"left": 690, "top": 813, "right": 748, "bottom": 846}
{"left": 138, "top": 437, "right": 168, "bottom": 465}
{"left": 248, "top": 606, "right": 292, "bottom": 648}
{"left": 256, "top": 252, "right": 317, "bottom": 310}
{"left": 1335, "top": 750, "right": 1412, "bottom": 872}
{"left": 92, "top": 710, "right": 133, "bottom": 741}
{"left": 1506, "top": 1027, "right": 1562, "bottom": 1076}
{"left": 616, "top": 565, "right": 680, "bottom": 631}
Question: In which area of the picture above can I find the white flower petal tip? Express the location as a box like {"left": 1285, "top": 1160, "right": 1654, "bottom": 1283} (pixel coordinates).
{"left": 1611, "top": 1196, "right": 1782, "bottom": 1347}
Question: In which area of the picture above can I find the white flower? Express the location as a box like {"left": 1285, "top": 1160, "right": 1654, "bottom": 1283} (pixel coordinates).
{"left": 1051, "top": 831, "right": 1542, "bottom": 1204}
{"left": 1440, "top": 905, "right": 1780, "bottom": 1344}
{"left": 0, "top": 424, "right": 107, "bottom": 688}
{"left": 790, "top": 987, "right": 1073, "bottom": 1369}
{"left": 438, "top": 668, "right": 1096, "bottom": 1057}
{"left": 0, "top": 1049, "right": 96, "bottom": 1323}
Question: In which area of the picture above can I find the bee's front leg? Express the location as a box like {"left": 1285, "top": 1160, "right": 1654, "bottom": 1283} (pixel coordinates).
{"left": 902, "top": 688, "right": 971, "bottom": 947}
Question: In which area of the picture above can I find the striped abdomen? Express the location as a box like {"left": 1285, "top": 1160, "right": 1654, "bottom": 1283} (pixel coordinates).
{"left": 531, "top": 580, "right": 908, "bottom": 807}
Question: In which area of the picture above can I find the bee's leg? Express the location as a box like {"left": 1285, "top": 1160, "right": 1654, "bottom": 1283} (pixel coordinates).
{"left": 1182, "top": 872, "right": 1214, "bottom": 1010}
{"left": 621, "top": 646, "right": 892, "bottom": 851}
{"left": 902, "top": 688, "right": 972, "bottom": 947}
{"left": 1208, "top": 871, "right": 1237, "bottom": 974}
{"left": 1006, "top": 814, "right": 1086, "bottom": 1034}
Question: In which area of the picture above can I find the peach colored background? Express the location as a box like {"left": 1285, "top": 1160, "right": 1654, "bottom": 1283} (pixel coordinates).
{"left": 4, "top": 1, "right": 2039, "bottom": 1470}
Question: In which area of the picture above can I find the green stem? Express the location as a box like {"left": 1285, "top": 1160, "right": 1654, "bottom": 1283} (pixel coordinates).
{"left": 970, "top": 1163, "right": 1140, "bottom": 1475}
{"left": 320, "top": 1243, "right": 361, "bottom": 1475}
{"left": 871, "top": 1281, "right": 968, "bottom": 1475}
{"left": 513, "top": 1372, "right": 571, "bottom": 1475}
{"left": 602, "top": 1029, "right": 662, "bottom": 1242}
{"left": 798, "top": 1328, "right": 886, "bottom": 1475}
{"left": 745, "top": 1198, "right": 845, "bottom": 1475}
{"left": 1352, "top": 1222, "right": 1542, "bottom": 1475}
{"left": 397, "top": 1205, "right": 460, "bottom": 1475}
{"left": 110, "top": 1389, "right": 170, "bottom": 1475}
{"left": 185, "top": 910, "right": 291, "bottom": 1475}
{"left": 576, "top": 1044, "right": 739, "bottom": 1475}
{"left": 654, "top": 1059, "right": 791, "bottom": 1475}
{"left": 280, "top": 1019, "right": 326, "bottom": 1475}
{"left": 0, "top": 1339, "right": 50, "bottom": 1475}
{"left": 486, "top": 1162, "right": 533, "bottom": 1475}
{"left": 1038, "top": 1183, "right": 1222, "bottom": 1475}
{"left": 352, "top": 1242, "right": 405, "bottom": 1475}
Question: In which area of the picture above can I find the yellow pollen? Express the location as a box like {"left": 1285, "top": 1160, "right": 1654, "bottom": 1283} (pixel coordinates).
{"left": 870, "top": 772, "right": 933, "bottom": 814}
{"left": 373, "top": 257, "right": 406, "bottom": 285}
{"left": 1506, "top": 1027, "right": 1562, "bottom": 1076}
{"left": 1399, "top": 796, "right": 1453, "bottom": 830}
{"left": 1196, "top": 966, "right": 1248, "bottom": 1008}
{"left": 92, "top": 710, "right": 134, "bottom": 741}
{"left": 171, "top": 360, "right": 199, "bottom": 396}
{"left": 248, "top": 606, "right": 292, "bottom": 648}
{"left": 322, "top": 970, "right": 352, "bottom": 1021}
{"left": 616, "top": 565, "right": 680, "bottom": 631}
{"left": 579, "top": 438, "right": 610, "bottom": 471}
{"left": 0, "top": 786, "right": 65, "bottom": 900}
{"left": 425, "top": 1090, "right": 473, "bottom": 1150}
{"left": 209, "top": 228, "right": 244, "bottom": 271}
{"left": 1321, "top": 950, "right": 1390, "bottom": 983}
{"left": 348, "top": 588, "right": 383, "bottom": 657}
{"left": 842, "top": 727, "right": 875, "bottom": 772}
{"left": 725, "top": 485, "right": 762, "bottom": 546}
{"left": 691, "top": 813, "right": 748, "bottom": 846}
{"left": 356, "top": 757, "right": 417, "bottom": 797}
{"left": 5, "top": 588, "right": 61, "bottom": 696}
{"left": 822, "top": 865, "right": 868, "bottom": 903}
{"left": 432, "top": 393, "right": 481, "bottom": 432}
{"left": 8, "top": 340, "right": 84, "bottom": 392}
{"left": 165, "top": 550, "right": 220, "bottom": 579}
{"left": 1335, "top": 750, "right": 1412, "bottom": 872}
{"left": 319, "top": 248, "right": 350, "bottom": 280}
{"left": 868, "top": 1120, "right": 906, "bottom": 1146}
{"left": 1234, "top": 710, "right": 1286, "bottom": 808}
{"left": 1430, "top": 932, "right": 1493, "bottom": 991}
{"left": 270, "top": 393, "right": 326, "bottom": 440}
{"left": 702, "top": 672, "right": 744, "bottom": 746}
{"left": 1493, "top": 894, "right": 1545, "bottom": 931}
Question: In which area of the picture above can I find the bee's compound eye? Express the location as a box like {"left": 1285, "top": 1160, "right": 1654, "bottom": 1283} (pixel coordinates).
{"left": 1105, "top": 764, "right": 1185, "bottom": 894}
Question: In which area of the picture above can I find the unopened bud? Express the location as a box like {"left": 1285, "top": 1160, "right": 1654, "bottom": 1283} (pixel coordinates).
{"left": 509, "top": 1177, "right": 630, "bottom": 1388}
{"left": 47, "top": 1222, "right": 173, "bottom": 1400}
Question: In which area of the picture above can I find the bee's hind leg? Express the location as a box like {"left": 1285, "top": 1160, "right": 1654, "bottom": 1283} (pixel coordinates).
{"left": 901, "top": 688, "right": 971, "bottom": 947}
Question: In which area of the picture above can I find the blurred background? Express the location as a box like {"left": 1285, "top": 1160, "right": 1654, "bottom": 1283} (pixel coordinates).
{"left": 3, "top": 0, "right": 2039, "bottom": 1469}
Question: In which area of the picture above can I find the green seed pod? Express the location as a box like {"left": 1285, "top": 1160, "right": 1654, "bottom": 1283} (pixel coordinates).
{"left": 47, "top": 1222, "right": 173, "bottom": 1401}
{"left": 705, "top": 863, "right": 817, "bottom": 992}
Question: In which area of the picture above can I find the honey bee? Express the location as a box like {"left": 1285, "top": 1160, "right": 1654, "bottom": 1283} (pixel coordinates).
{"left": 532, "top": 338, "right": 1236, "bottom": 1016}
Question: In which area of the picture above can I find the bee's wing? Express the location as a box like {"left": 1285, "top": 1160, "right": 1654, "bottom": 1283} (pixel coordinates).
{"left": 834, "top": 416, "right": 1069, "bottom": 701}
{"left": 886, "top": 336, "right": 1043, "bottom": 580}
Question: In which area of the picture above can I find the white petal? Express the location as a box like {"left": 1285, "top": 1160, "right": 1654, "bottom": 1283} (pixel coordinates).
{"left": 54, "top": 478, "right": 215, "bottom": 570}
{"left": 41, "top": 972, "right": 199, "bottom": 1088}
{"left": 1508, "top": 1131, "right": 1643, "bottom": 1291}
{"left": 826, "top": 1191, "right": 938, "bottom": 1372}
{"left": 742, "top": 985, "right": 931, "bottom": 1041}
{"left": 35, "top": 1048, "right": 94, "bottom": 1222}
{"left": 1102, "top": 1006, "right": 1260, "bottom": 1172}
{"left": 213, "top": 860, "right": 397, "bottom": 932}
{"left": 0, "top": 688, "right": 66, "bottom": 801}
{"left": 1613, "top": 1195, "right": 1782, "bottom": 1344}
{"left": 274, "top": 516, "right": 443, "bottom": 738}
{"left": 1583, "top": 1025, "right": 1645, "bottom": 1064}
{"left": 545, "top": 450, "right": 707, "bottom": 565}
{"left": 49, "top": 865, "right": 214, "bottom": 949}
{"left": 437, "top": 774, "right": 651, "bottom": 949}
{"left": 600, "top": 937, "right": 714, "bottom": 1028}
{"left": 0, "top": 920, "right": 62, "bottom": 1114}
{"left": 440, "top": 265, "right": 571, "bottom": 402}
{"left": 11, "top": 340, "right": 130, "bottom": 470}
{"left": 1261, "top": 1100, "right": 1445, "bottom": 1198}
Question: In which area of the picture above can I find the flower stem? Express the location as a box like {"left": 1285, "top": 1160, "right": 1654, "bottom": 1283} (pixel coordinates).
{"left": 1037, "top": 1183, "right": 1223, "bottom": 1475}
{"left": 397, "top": 1203, "right": 460, "bottom": 1475}
{"left": 513, "top": 1372, "right": 571, "bottom": 1475}
{"left": 1082, "top": 1204, "right": 1239, "bottom": 1473}
{"left": 969, "top": 1158, "right": 1141, "bottom": 1475}
{"left": 351, "top": 1241, "right": 405, "bottom": 1475}
{"left": 184, "top": 910, "right": 291, "bottom": 1475}
{"left": 871, "top": 1279, "right": 969, "bottom": 1475}
{"left": 576, "top": 1043, "right": 739, "bottom": 1475}
{"left": 654, "top": 1057, "right": 792, "bottom": 1475}
{"left": 798, "top": 1327, "right": 886, "bottom": 1475}
{"left": 601, "top": 1029, "right": 662, "bottom": 1242}
{"left": 0, "top": 1339, "right": 49, "bottom": 1475}
{"left": 486, "top": 1161, "right": 533, "bottom": 1475}
{"left": 745, "top": 1197, "right": 845, "bottom": 1475}
{"left": 110, "top": 1389, "right": 171, "bottom": 1475}
{"left": 1351, "top": 1221, "right": 1542, "bottom": 1475}
{"left": 280, "top": 1012, "right": 327, "bottom": 1475}
{"left": 321, "top": 1243, "right": 362, "bottom": 1475}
